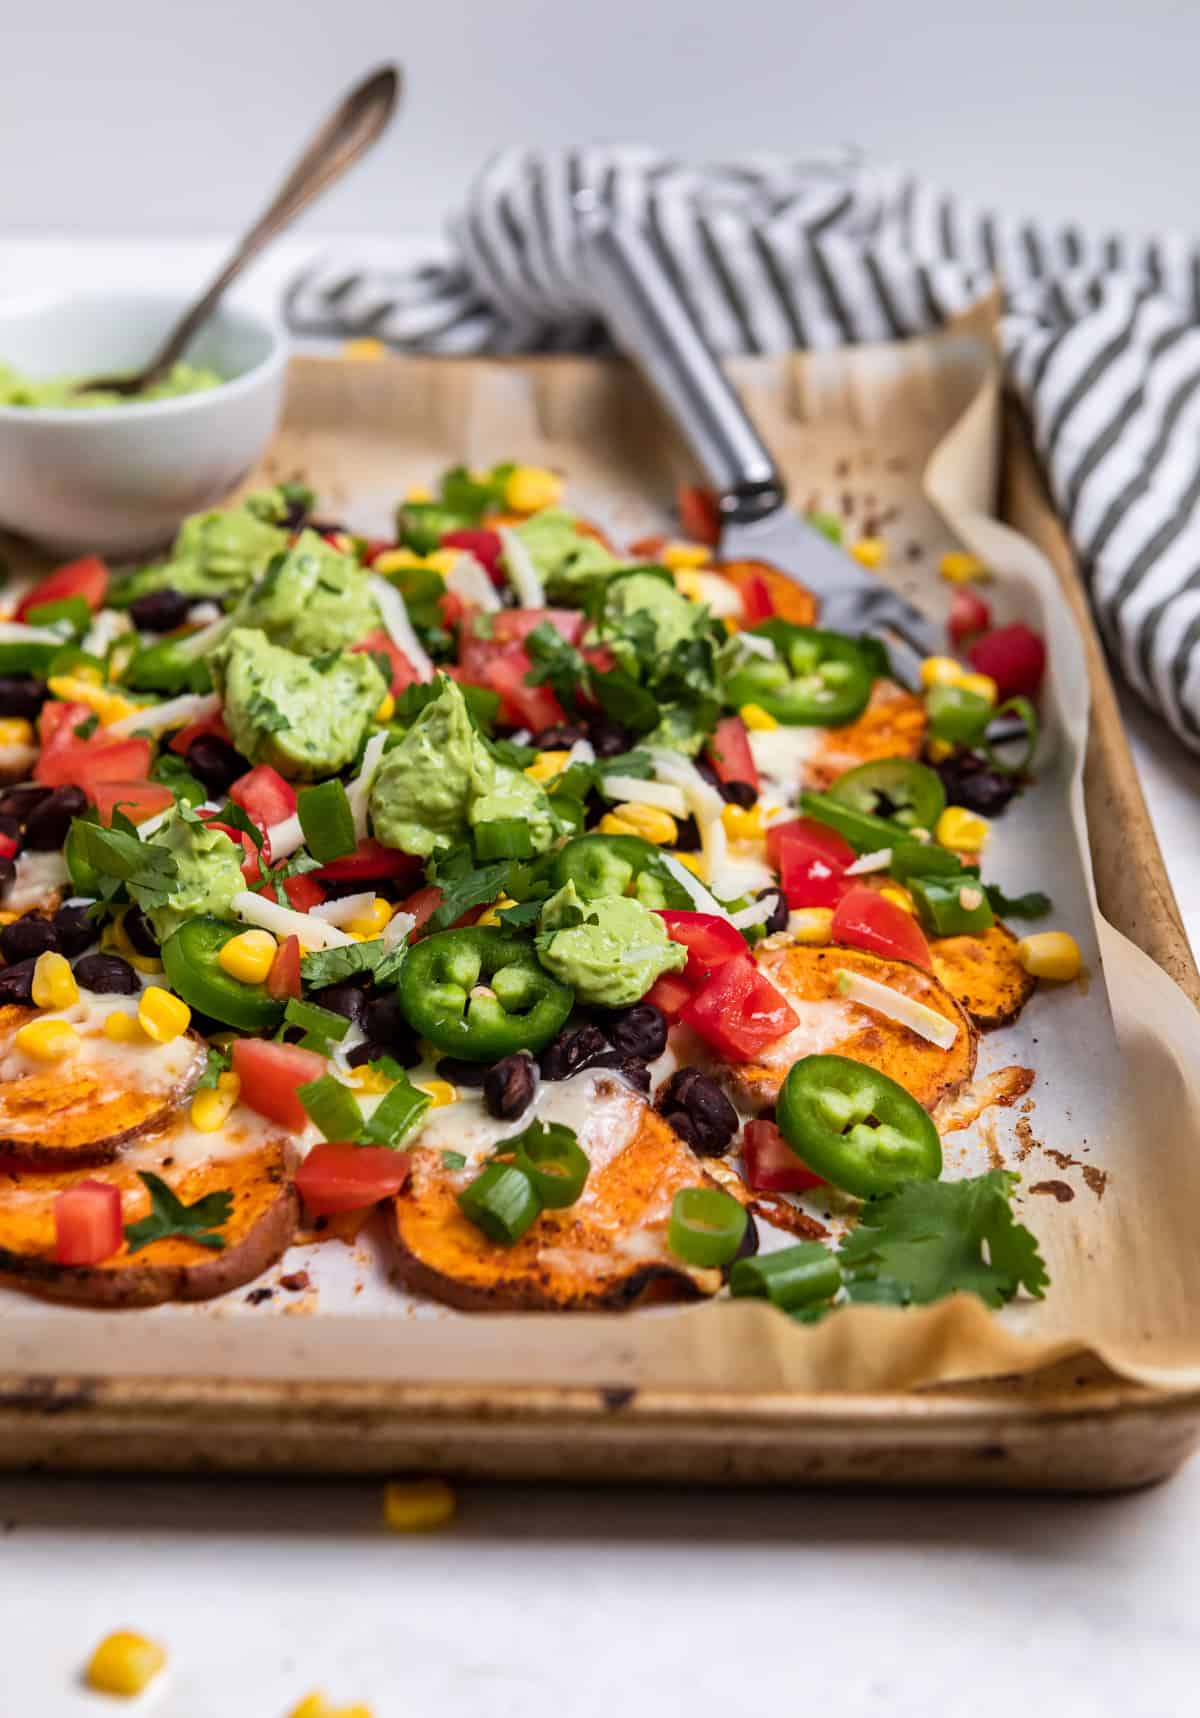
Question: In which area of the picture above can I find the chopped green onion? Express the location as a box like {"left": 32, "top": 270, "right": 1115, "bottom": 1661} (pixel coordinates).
{"left": 296, "top": 779, "right": 357, "bottom": 863}
{"left": 983, "top": 696, "right": 1039, "bottom": 776}
{"left": 667, "top": 1187, "right": 748, "bottom": 1269}
{"left": 729, "top": 1242, "right": 843, "bottom": 1310}
{"left": 24, "top": 594, "right": 91, "bottom": 635}
{"left": 924, "top": 683, "right": 993, "bottom": 749}
{"left": 473, "top": 818, "right": 534, "bottom": 861}
{"left": 457, "top": 1162, "right": 542, "bottom": 1245}
{"left": 907, "top": 873, "right": 994, "bottom": 937}
{"left": 284, "top": 998, "right": 351, "bottom": 1042}
{"left": 441, "top": 1149, "right": 467, "bottom": 1169}
{"left": 359, "top": 1071, "right": 432, "bottom": 1149}
{"left": 296, "top": 1073, "right": 364, "bottom": 1143}
{"left": 509, "top": 1119, "right": 589, "bottom": 1209}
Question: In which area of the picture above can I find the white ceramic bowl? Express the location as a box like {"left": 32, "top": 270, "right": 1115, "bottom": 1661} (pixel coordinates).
{"left": 0, "top": 290, "right": 288, "bottom": 559}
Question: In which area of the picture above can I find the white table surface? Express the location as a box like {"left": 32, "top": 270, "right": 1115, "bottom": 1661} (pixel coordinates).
{"left": 2, "top": 237, "right": 1199, "bottom": 1718}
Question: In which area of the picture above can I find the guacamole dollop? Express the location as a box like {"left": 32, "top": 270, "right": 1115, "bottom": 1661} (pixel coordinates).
{"left": 0, "top": 359, "right": 222, "bottom": 411}
{"left": 215, "top": 628, "right": 386, "bottom": 780}
{"left": 231, "top": 530, "right": 380, "bottom": 656}
{"left": 535, "top": 880, "right": 686, "bottom": 1007}
{"left": 129, "top": 812, "right": 245, "bottom": 943}
{"left": 122, "top": 487, "right": 293, "bottom": 605}
{"left": 606, "top": 570, "right": 709, "bottom": 655}
{"left": 513, "top": 508, "right": 626, "bottom": 601}
{"left": 369, "top": 677, "right": 563, "bottom": 859}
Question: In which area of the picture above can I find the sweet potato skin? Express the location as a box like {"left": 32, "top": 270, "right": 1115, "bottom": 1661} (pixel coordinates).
{"left": 0, "top": 1140, "right": 297, "bottom": 1307}
{"left": 931, "top": 921, "right": 1037, "bottom": 1029}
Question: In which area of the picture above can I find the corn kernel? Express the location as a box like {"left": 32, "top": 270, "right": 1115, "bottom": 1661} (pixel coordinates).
{"left": 1016, "top": 932, "right": 1082, "bottom": 982}
{"left": 0, "top": 717, "right": 34, "bottom": 747}
{"left": 0, "top": 910, "right": 17, "bottom": 926}
{"left": 609, "top": 802, "right": 678, "bottom": 845}
{"left": 342, "top": 336, "right": 386, "bottom": 361}
{"left": 137, "top": 986, "right": 191, "bottom": 1044}
{"left": 104, "top": 1010, "right": 146, "bottom": 1044}
{"left": 722, "top": 803, "right": 764, "bottom": 844}
{"left": 85, "top": 1631, "right": 166, "bottom": 1697}
{"left": 739, "top": 702, "right": 778, "bottom": 732}
{"left": 375, "top": 692, "right": 396, "bottom": 722}
{"left": 346, "top": 897, "right": 393, "bottom": 939}
{"left": 413, "top": 1080, "right": 457, "bottom": 1110}
{"left": 939, "top": 550, "right": 990, "bottom": 584}
{"left": 596, "top": 812, "right": 638, "bottom": 838}
{"left": 382, "top": 1477, "right": 457, "bottom": 1532}
{"left": 523, "top": 749, "right": 570, "bottom": 785}
{"left": 404, "top": 484, "right": 434, "bottom": 503}
{"left": 504, "top": 466, "right": 563, "bottom": 514}
{"left": 425, "top": 548, "right": 460, "bottom": 577}
{"left": 850, "top": 537, "right": 887, "bottom": 569}
{"left": 31, "top": 950, "right": 79, "bottom": 1010}
{"left": 46, "top": 674, "right": 140, "bottom": 725}
{"left": 926, "top": 737, "right": 954, "bottom": 763}
{"left": 935, "top": 805, "right": 990, "bottom": 852}
{"left": 787, "top": 907, "right": 833, "bottom": 944}
{"left": 373, "top": 547, "right": 429, "bottom": 575}
{"left": 956, "top": 671, "right": 998, "bottom": 704}
{"left": 661, "top": 540, "right": 711, "bottom": 570}
{"left": 673, "top": 568, "right": 705, "bottom": 602}
{"left": 476, "top": 894, "right": 516, "bottom": 929}
{"left": 919, "top": 655, "right": 963, "bottom": 689}
{"left": 15, "top": 1018, "right": 78, "bottom": 1062}
{"left": 289, "top": 1695, "right": 374, "bottom": 1718}
{"left": 190, "top": 1071, "right": 242, "bottom": 1133}
{"left": 347, "top": 1063, "right": 394, "bottom": 1095}
{"left": 670, "top": 850, "right": 707, "bottom": 879}
{"left": 879, "top": 886, "right": 916, "bottom": 914}
{"left": 217, "top": 929, "right": 277, "bottom": 986}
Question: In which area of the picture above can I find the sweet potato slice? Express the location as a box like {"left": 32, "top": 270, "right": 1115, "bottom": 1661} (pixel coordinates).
{"left": 803, "top": 679, "right": 927, "bottom": 790}
{"left": 719, "top": 559, "right": 819, "bottom": 627}
{"left": 0, "top": 1004, "right": 206, "bottom": 1165}
{"left": 728, "top": 942, "right": 976, "bottom": 1113}
{"left": 931, "top": 921, "right": 1036, "bottom": 1029}
{"left": 0, "top": 1129, "right": 297, "bottom": 1307}
{"left": 390, "top": 1083, "right": 722, "bottom": 1311}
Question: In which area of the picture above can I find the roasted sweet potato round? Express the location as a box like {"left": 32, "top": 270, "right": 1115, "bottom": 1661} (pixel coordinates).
{"left": 931, "top": 921, "right": 1037, "bottom": 1029}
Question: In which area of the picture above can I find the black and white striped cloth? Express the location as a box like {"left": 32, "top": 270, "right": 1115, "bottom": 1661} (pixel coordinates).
{"left": 286, "top": 146, "right": 1200, "bottom": 750}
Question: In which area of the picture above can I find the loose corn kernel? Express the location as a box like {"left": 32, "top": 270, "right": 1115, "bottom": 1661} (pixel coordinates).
{"left": 476, "top": 894, "right": 516, "bottom": 928}
{"left": 926, "top": 737, "right": 954, "bottom": 763}
{"left": 919, "top": 655, "right": 963, "bottom": 689}
{"left": 722, "top": 803, "right": 764, "bottom": 844}
{"left": 217, "top": 929, "right": 278, "bottom": 986}
{"left": 939, "top": 550, "right": 990, "bottom": 584}
{"left": 101, "top": 909, "right": 163, "bottom": 974}
{"left": 342, "top": 336, "right": 386, "bottom": 361}
{"left": 104, "top": 1011, "right": 146, "bottom": 1044}
{"left": 373, "top": 547, "right": 430, "bottom": 575}
{"left": 15, "top": 1018, "right": 78, "bottom": 1062}
{"left": 879, "top": 886, "right": 917, "bottom": 914}
{"left": 413, "top": 1080, "right": 457, "bottom": 1110}
{"left": 85, "top": 1631, "right": 166, "bottom": 1698}
{"left": 190, "top": 1071, "right": 242, "bottom": 1133}
{"left": 1016, "top": 931, "right": 1082, "bottom": 982}
{"left": 672, "top": 568, "right": 705, "bottom": 602}
{"left": 347, "top": 1063, "right": 394, "bottom": 1095}
{"left": 288, "top": 1695, "right": 374, "bottom": 1718}
{"left": 46, "top": 674, "right": 141, "bottom": 725}
{"left": 850, "top": 537, "right": 887, "bottom": 569}
{"left": 404, "top": 484, "right": 434, "bottom": 503}
{"left": 523, "top": 749, "right": 570, "bottom": 785}
{"left": 935, "top": 805, "right": 990, "bottom": 853}
{"left": 504, "top": 465, "right": 562, "bottom": 514}
{"left": 787, "top": 907, "right": 833, "bottom": 944}
{"left": 610, "top": 802, "right": 678, "bottom": 845}
{"left": 424, "top": 548, "right": 460, "bottom": 577}
{"left": 0, "top": 717, "right": 34, "bottom": 747}
{"left": 31, "top": 950, "right": 79, "bottom": 1010}
{"left": 375, "top": 692, "right": 396, "bottom": 722}
{"left": 0, "top": 910, "right": 17, "bottom": 926}
{"left": 670, "top": 850, "right": 707, "bottom": 879}
{"left": 956, "top": 671, "right": 998, "bottom": 704}
{"left": 596, "top": 812, "right": 638, "bottom": 838}
{"left": 661, "top": 540, "right": 711, "bottom": 570}
{"left": 345, "top": 896, "right": 393, "bottom": 939}
{"left": 739, "top": 702, "right": 778, "bottom": 732}
{"left": 137, "top": 986, "right": 191, "bottom": 1044}
{"left": 382, "top": 1477, "right": 457, "bottom": 1532}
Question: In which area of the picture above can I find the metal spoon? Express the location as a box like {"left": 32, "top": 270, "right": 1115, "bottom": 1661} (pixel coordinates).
{"left": 74, "top": 63, "right": 401, "bottom": 398}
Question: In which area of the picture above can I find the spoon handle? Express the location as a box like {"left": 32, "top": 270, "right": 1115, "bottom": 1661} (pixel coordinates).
{"left": 140, "top": 64, "right": 400, "bottom": 385}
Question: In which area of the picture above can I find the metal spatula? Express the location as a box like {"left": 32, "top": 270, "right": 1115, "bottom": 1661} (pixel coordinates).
{"left": 580, "top": 212, "right": 944, "bottom": 676}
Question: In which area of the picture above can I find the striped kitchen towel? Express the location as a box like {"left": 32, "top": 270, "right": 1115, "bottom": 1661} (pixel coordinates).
{"left": 285, "top": 146, "right": 1200, "bottom": 750}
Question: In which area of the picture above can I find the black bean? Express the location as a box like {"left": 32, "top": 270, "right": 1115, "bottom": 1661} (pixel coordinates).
{"left": 605, "top": 1002, "right": 667, "bottom": 1061}
{"left": 128, "top": 588, "right": 192, "bottom": 632}
{"left": 24, "top": 785, "right": 86, "bottom": 850}
{"left": 72, "top": 952, "right": 139, "bottom": 995}
{"left": 935, "top": 752, "right": 1019, "bottom": 817}
{"left": 538, "top": 1022, "right": 610, "bottom": 1082}
{"left": 186, "top": 735, "right": 250, "bottom": 798}
{"left": 589, "top": 1051, "right": 651, "bottom": 1094}
{"left": 0, "top": 677, "right": 48, "bottom": 720}
{"left": 655, "top": 1067, "right": 739, "bottom": 1156}
{"left": 672, "top": 814, "right": 702, "bottom": 853}
{"left": 0, "top": 957, "right": 36, "bottom": 1005}
{"left": 482, "top": 1051, "right": 537, "bottom": 1120}
{"left": 434, "top": 1057, "right": 489, "bottom": 1087}
{"left": 587, "top": 716, "right": 633, "bottom": 759}
{"left": 757, "top": 887, "right": 789, "bottom": 935}
{"left": 695, "top": 756, "right": 722, "bottom": 791}
{"left": 531, "top": 724, "right": 587, "bottom": 750}
{"left": 0, "top": 915, "right": 59, "bottom": 964}
{"left": 51, "top": 903, "right": 97, "bottom": 958}
{"left": 362, "top": 993, "right": 420, "bottom": 1063}
{"left": 720, "top": 779, "right": 758, "bottom": 809}
{"left": 347, "top": 1037, "right": 420, "bottom": 1070}
{"left": 122, "top": 906, "right": 160, "bottom": 958}
{"left": 310, "top": 981, "right": 368, "bottom": 1029}
{"left": 0, "top": 857, "right": 14, "bottom": 893}
{"left": 0, "top": 783, "right": 51, "bottom": 824}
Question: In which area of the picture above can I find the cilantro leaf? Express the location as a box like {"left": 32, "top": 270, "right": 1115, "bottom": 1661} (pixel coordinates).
{"left": 69, "top": 817, "right": 178, "bottom": 907}
{"left": 591, "top": 667, "right": 660, "bottom": 732}
{"left": 196, "top": 1044, "right": 232, "bottom": 1090}
{"left": 495, "top": 897, "right": 545, "bottom": 928}
{"left": 984, "top": 885, "right": 1053, "bottom": 920}
{"left": 124, "top": 1171, "right": 233, "bottom": 1254}
{"left": 299, "top": 942, "right": 382, "bottom": 989}
{"left": 243, "top": 690, "right": 290, "bottom": 735}
{"left": 524, "top": 622, "right": 589, "bottom": 714}
{"left": 839, "top": 1171, "right": 1049, "bottom": 1310}
{"left": 428, "top": 860, "right": 513, "bottom": 931}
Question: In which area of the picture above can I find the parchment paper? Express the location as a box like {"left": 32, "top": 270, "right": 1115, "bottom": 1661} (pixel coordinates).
{"left": 5, "top": 330, "right": 1200, "bottom": 1397}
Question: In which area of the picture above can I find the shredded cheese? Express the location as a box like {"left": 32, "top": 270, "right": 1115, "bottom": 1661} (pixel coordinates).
{"left": 657, "top": 850, "right": 735, "bottom": 922}
{"left": 107, "top": 690, "right": 221, "bottom": 738}
{"left": 265, "top": 813, "right": 305, "bottom": 861}
{"left": 0, "top": 621, "right": 68, "bottom": 646}
{"left": 311, "top": 891, "right": 374, "bottom": 928}
{"left": 845, "top": 848, "right": 893, "bottom": 876}
{"left": 367, "top": 575, "right": 435, "bottom": 681}
{"left": 599, "top": 776, "right": 688, "bottom": 816}
{"left": 346, "top": 730, "right": 387, "bottom": 842}
{"left": 497, "top": 526, "right": 546, "bottom": 608}
{"left": 444, "top": 551, "right": 500, "bottom": 613}
{"left": 231, "top": 890, "right": 355, "bottom": 949}
{"left": 565, "top": 737, "right": 595, "bottom": 768}
{"left": 729, "top": 895, "right": 778, "bottom": 930}
{"left": 834, "top": 967, "right": 958, "bottom": 1050}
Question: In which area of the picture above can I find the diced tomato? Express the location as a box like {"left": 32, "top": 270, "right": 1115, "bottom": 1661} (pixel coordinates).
{"left": 265, "top": 933, "right": 302, "bottom": 1001}
{"left": 482, "top": 650, "right": 565, "bottom": 730}
{"left": 229, "top": 765, "right": 296, "bottom": 830}
{"left": 168, "top": 712, "right": 231, "bottom": 756}
{"left": 362, "top": 538, "right": 397, "bottom": 566}
{"left": 490, "top": 608, "right": 585, "bottom": 648}
{"left": 252, "top": 871, "right": 326, "bottom": 913}
{"left": 628, "top": 534, "right": 667, "bottom": 558}
{"left": 91, "top": 780, "right": 175, "bottom": 826}
{"left": 36, "top": 732, "right": 153, "bottom": 791}
{"left": 680, "top": 955, "right": 797, "bottom": 1061}
{"left": 736, "top": 571, "right": 775, "bottom": 625}
{"left": 54, "top": 1180, "right": 123, "bottom": 1265}
{"left": 397, "top": 884, "right": 443, "bottom": 936}
{"left": 437, "top": 589, "right": 466, "bottom": 631}
{"left": 16, "top": 554, "right": 108, "bottom": 621}
{"left": 39, "top": 700, "right": 91, "bottom": 746}
{"left": 967, "top": 622, "right": 1046, "bottom": 700}
{"left": 232, "top": 1039, "right": 328, "bottom": 1133}
{"left": 315, "top": 838, "right": 423, "bottom": 885}
{"left": 677, "top": 483, "right": 721, "bottom": 547}
{"left": 767, "top": 817, "right": 856, "bottom": 909}
{"left": 351, "top": 628, "right": 423, "bottom": 696}
{"left": 707, "top": 715, "right": 759, "bottom": 794}
{"left": 0, "top": 830, "right": 17, "bottom": 861}
{"left": 202, "top": 817, "right": 271, "bottom": 882}
{"left": 947, "top": 587, "right": 992, "bottom": 649}
{"left": 642, "top": 971, "right": 694, "bottom": 1019}
{"left": 441, "top": 527, "right": 503, "bottom": 582}
{"left": 656, "top": 910, "right": 747, "bottom": 984}
{"left": 581, "top": 643, "right": 616, "bottom": 677}
{"left": 741, "top": 1119, "right": 825, "bottom": 1194}
{"left": 295, "top": 1142, "right": 413, "bottom": 1216}
{"left": 831, "top": 884, "right": 932, "bottom": 970}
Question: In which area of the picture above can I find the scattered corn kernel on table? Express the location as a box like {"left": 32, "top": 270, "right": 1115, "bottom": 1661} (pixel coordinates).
{"left": 1, "top": 239, "right": 1199, "bottom": 1718}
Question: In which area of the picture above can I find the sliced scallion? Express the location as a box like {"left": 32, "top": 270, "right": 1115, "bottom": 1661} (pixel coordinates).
{"left": 509, "top": 1119, "right": 589, "bottom": 1209}
{"left": 284, "top": 997, "right": 351, "bottom": 1042}
{"left": 729, "top": 1242, "right": 843, "bottom": 1310}
{"left": 667, "top": 1187, "right": 748, "bottom": 1269}
{"left": 297, "top": 1073, "right": 364, "bottom": 1143}
{"left": 457, "top": 1162, "right": 542, "bottom": 1245}
{"left": 296, "top": 779, "right": 357, "bottom": 863}
{"left": 358, "top": 1071, "right": 432, "bottom": 1149}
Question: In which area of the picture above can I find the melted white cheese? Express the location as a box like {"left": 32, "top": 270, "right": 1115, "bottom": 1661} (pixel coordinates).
{"left": 3, "top": 850, "right": 70, "bottom": 913}
{"left": 0, "top": 991, "right": 204, "bottom": 1095}
{"left": 411, "top": 1067, "right": 642, "bottom": 1171}
{"left": 122, "top": 1104, "right": 287, "bottom": 1170}
{"left": 748, "top": 991, "right": 861, "bottom": 1070}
